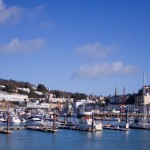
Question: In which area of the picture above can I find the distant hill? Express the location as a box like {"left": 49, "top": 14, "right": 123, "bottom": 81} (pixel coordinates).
{"left": 0, "top": 79, "right": 87, "bottom": 100}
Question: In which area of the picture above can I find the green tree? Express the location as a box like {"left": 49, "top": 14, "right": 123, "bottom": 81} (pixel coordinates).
{"left": 37, "top": 84, "right": 48, "bottom": 92}
{"left": 125, "top": 95, "right": 136, "bottom": 104}
{"left": 71, "top": 93, "right": 87, "bottom": 100}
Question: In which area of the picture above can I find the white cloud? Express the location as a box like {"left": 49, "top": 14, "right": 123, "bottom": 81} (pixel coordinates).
{"left": 72, "top": 61, "right": 139, "bottom": 79}
{"left": 0, "top": 38, "right": 46, "bottom": 53}
{"left": 0, "top": 0, "right": 47, "bottom": 25}
{"left": 0, "top": 0, "right": 23, "bottom": 24}
{"left": 75, "top": 42, "right": 115, "bottom": 59}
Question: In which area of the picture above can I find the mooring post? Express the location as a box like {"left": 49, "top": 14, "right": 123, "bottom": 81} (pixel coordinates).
{"left": 53, "top": 111, "right": 56, "bottom": 130}
{"left": 92, "top": 112, "right": 94, "bottom": 131}
{"left": 7, "top": 111, "right": 10, "bottom": 131}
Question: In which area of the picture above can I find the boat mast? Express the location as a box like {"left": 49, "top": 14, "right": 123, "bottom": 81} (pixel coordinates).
{"left": 122, "top": 87, "right": 125, "bottom": 113}
{"left": 7, "top": 101, "right": 10, "bottom": 132}
{"left": 142, "top": 72, "right": 146, "bottom": 121}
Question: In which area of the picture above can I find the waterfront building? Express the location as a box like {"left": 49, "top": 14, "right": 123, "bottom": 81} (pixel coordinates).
{"left": 135, "top": 86, "right": 150, "bottom": 113}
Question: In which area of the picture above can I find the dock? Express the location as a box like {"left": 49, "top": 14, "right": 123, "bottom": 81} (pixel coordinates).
{"left": 0, "top": 129, "right": 13, "bottom": 134}
{"left": 25, "top": 126, "right": 58, "bottom": 133}
{"left": 103, "top": 125, "right": 130, "bottom": 131}
{"left": 0, "top": 127, "right": 25, "bottom": 130}
{"left": 0, "top": 127, "right": 13, "bottom": 134}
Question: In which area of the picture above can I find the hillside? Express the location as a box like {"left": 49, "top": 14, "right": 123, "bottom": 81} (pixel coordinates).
{"left": 0, "top": 79, "right": 87, "bottom": 100}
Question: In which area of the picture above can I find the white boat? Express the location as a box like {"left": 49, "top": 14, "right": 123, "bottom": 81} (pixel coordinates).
{"left": 0, "top": 115, "right": 21, "bottom": 123}
{"left": 0, "top": 118, "right": 6, "bottom": 122}
{"left": 25, "top": 116, "right": 60, "bottom": 128}
{"left": 75, "top": 118, "right": 102, "bottom": 131}
{"left": 10, "top": 116, "right": 21, "bottom": 123}
{"left": 25, "top": 117, "right": 44, "bottom": 127}
{"left": 76, "top": 111, "right": 102, "bottom": 131}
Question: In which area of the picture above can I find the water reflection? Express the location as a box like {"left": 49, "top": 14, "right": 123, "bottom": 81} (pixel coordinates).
{"left": 87, "top": 131, "right": 103, "bottom": 139}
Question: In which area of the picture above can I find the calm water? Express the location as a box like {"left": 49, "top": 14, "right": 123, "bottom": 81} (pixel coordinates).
{"left": 0, "top": 128, "right": 150, "bottom": 150}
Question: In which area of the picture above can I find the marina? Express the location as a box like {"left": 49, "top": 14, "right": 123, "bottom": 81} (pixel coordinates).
{"left": 0, "top": 108, "right": 150, "bottom": 150}
{"left": 1, "top": 0, "right": 150, "bottom": 149}
{"left": 0, "top": 125, "right": 149, "bottom": 150}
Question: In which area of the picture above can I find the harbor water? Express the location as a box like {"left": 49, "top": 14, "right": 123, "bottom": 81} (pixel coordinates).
{"left": 0, "top": 126, "right": 150, "bottom": 150}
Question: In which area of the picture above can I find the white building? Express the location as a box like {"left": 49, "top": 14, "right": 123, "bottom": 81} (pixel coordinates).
{"left": 135, "top": 86, "right": 150, "bottom": 113}
{"left": 135, "top": 86, "right": 150, "bottom": 105}
{"left": 0, "top": 92, "right": 28, "bottom": 102}
{"left": 49, "top": 97, "right": 73, "bottom": 103}
{"left": 27, "top": 101, "right": 49, "bottom": 109}
{"left": 73, "top": 99, "right": 86, "bottom": 108}
{"left": 17, "top": 88, "right": 30, "bottom": 93}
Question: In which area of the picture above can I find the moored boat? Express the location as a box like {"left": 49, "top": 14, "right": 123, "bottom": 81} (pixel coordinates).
{"left": 75, "top": 111, "right": 102, "bottom": 131}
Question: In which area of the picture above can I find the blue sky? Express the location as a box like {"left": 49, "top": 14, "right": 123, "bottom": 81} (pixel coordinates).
{"left": 0, "top": 0, "right": 150, "bottom": 96}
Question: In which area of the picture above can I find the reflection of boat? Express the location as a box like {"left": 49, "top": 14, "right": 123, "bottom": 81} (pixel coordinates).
{"left": 75, "top": 111, "right": 102, "bottom": 131}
